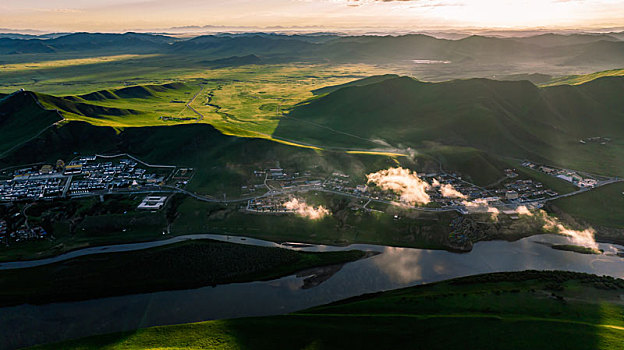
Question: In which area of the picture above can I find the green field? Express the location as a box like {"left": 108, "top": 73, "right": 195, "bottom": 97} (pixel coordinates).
{"left": 30, "top": 271, "right": 624, "bottom": 350}
{"left": 552, "top": 182, "right": 624, "bottom": 229}
{"left": 0, "top": 239, "right": 366, "bottom": 306}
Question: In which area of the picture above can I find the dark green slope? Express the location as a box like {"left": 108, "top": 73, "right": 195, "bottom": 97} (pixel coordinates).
{"left": 66, "top": 82, "right": 188, "bottom": 101}
{"left": 312, "top": 74, "right": 400, "bottom": 96}
{"left": 0, "top": 90, "right": 62, "bottom": 155}
{"left": 35, "top": 92, "right": 142, "bottom": 118}
{"left": 31, "top": 271, "right": 624, "bottom": 350}
{"left": 275, "top": 76, "right": 624, "bottom": 175}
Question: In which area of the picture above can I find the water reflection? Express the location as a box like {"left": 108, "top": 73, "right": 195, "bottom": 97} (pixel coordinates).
{"left": 373, "top": 247, "right": 424, "bottom": 284}
{"left": 2, "top": 234, "right": 624, "bottom": 349}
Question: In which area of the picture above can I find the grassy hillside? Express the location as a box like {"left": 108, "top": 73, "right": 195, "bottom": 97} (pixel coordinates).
{"left": 0, "top": 91, "right": 62, "bottom": 155}
{"left": 312, "top": 74, "right": 400, "bottom": 95}
{"left": 33, "top": 82, "right": 200, "bottom": 127}
{"left": 276, "top": 75, "right": 624, "bottom": 176}
{"left": 0, "top": 239, "right": 365, "bottom": 307}
{"left": 551, "top": 182, "right": 624, "bottom": 229}
{"left": 542, "top": 68, "right": 624, "bottom": 87}
{"left": 30, "top": 271, "right": 624, "bottom": 350}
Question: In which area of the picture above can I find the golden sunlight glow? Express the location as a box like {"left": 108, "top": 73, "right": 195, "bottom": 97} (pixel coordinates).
{"left": 0, "top": 0, "right": 622, "bottom": 32}
{"left": 0, "top": 54, "right": 159, "bottom": 73}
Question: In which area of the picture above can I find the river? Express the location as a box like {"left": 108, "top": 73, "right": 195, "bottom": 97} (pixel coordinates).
{"left": 1, "top": 233, "right": 624, "bottom": 349}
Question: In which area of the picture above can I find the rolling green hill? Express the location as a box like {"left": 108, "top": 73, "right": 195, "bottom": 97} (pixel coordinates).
{"left": 0, "top": 90, "right": 62, "bottom": 155}
{"left": 29, "top": 271, "right": 624, "bottom": 350}
{"left": 275, "top": 75, "right": 624, "bottom": 176}
{"left": 30, "top": 82, "right": 200, "bottom": 127}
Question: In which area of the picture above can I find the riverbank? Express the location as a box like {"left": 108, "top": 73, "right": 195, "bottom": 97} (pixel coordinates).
{"left": 3, "top": 234, "right": 624, "bottom": 350}
{"left": 0, "top": 239, "right": 368, "bottom": 307}
{"left": 28, "top": 271, "right": 624, "bottom": 350}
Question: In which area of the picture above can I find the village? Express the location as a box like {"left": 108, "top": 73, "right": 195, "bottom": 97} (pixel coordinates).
{"left": 244, "top": 163, "right": 562, "bottom": 216}
{"left": 0, "top": 155, "right": 176, "bottom": 246}
{"left": 0, "top": 155, "right": 174, "bottom": 202}
{"left": 0, "top": 152, "right": 615, "bottom": 247}
{"left": 521, "top": 161, "right": 600, "bottom": 188}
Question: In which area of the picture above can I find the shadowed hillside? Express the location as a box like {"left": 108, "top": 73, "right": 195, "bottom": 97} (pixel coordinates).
{"left": 275, "top": 75, "right": 624, "bottom": 176}
{"left": 0, "top": 90, "right": 62, "bottom": 155}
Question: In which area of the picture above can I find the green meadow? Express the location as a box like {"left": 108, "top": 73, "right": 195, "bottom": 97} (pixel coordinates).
{"left": 552, "top": 182, "right": 624, "bottom": 229}
{"left": 1, "top": 54, "right": 393, "bottom": 147}
{"left": 29, "top": 271, "right": 624, "bottom": 350}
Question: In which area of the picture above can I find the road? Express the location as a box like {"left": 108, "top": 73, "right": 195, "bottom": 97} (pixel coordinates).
{"left": 184, "top": 85, "right": 205, "bottom": 121}
{"left": 59, "top": 171, "right": 623, "bottom": 215}
{"left": 519, "top": 177, "right": 623, "bottom": 204}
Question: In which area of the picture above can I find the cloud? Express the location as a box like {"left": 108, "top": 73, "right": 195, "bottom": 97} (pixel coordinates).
{"left": 284, "top": 197, "right": 330, "bottom": 220}
{"left": 432, "top": 179, "right": 466, "bottom": 199}
{"left": 367, "top": 167, "right": 431, "bottom": 206}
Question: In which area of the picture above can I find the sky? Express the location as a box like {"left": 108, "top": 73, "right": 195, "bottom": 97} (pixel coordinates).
{"left": 1, "top": 0, "right": 624, "bottom": 33}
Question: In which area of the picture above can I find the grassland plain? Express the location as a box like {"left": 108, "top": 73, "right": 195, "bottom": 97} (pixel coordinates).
{"left": 0, "top": 239, "right": 366, "bottom": 306}
{"left": 4, "top": 60, "right": 397, "bottom": 148}
{"left": 29, "top": 271, "right": 624, "bottom": 350}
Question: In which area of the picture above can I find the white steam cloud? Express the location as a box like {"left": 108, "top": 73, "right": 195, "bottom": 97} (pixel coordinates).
{"left": 284, "top": 198, "right": 330, "bottom": 220}
{"left": 514, "top": 206, "right": 598, "bottom": 249}
{"left": 366, "top": 167, "right": 431, "bottom": 206}
{"left": 460, "top": 198, "right": 499, "bottom": 220}
{"left": 432, "top": 179, "right": 466, "bottom": 199}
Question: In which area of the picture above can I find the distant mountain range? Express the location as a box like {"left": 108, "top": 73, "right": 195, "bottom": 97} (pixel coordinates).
{"left": 1, "top": 32, "right": 622, "bottom": 70}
